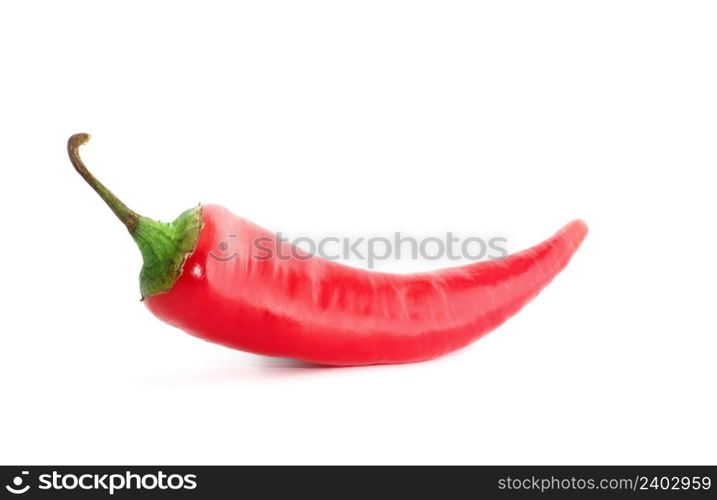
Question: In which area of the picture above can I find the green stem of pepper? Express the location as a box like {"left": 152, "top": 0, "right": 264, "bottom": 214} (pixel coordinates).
{"left": 68, "top": 133, "right": 141, "bottom": 232}
{"left": 68, "top": 134, "right": 203, "bottom": 298}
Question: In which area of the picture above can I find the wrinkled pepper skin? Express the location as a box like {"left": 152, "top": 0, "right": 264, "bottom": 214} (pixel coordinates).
{"left": 145, "top": 205, "right": 587, "bottom": 366}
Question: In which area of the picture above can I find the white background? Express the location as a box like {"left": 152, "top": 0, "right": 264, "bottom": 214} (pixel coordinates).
{"left": 1, "top": 1, "right": 715, "bottom": 465}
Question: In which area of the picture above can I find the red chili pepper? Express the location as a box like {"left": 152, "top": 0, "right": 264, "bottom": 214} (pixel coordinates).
{"left": 68, "top": 134, "right": 587, "bottom": 366}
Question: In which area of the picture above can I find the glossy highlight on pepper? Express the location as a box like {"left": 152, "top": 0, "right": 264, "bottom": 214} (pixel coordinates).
{"left": 68, "top": 133, "right": 587, "bottom": 366}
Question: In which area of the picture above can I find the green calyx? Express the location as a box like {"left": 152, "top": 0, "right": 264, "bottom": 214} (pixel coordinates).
{"left": 68, "top": 133, "right": 203, "bottom": 299}
{"left": 132, "top": 207, "right": 203, "bottom": 298}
